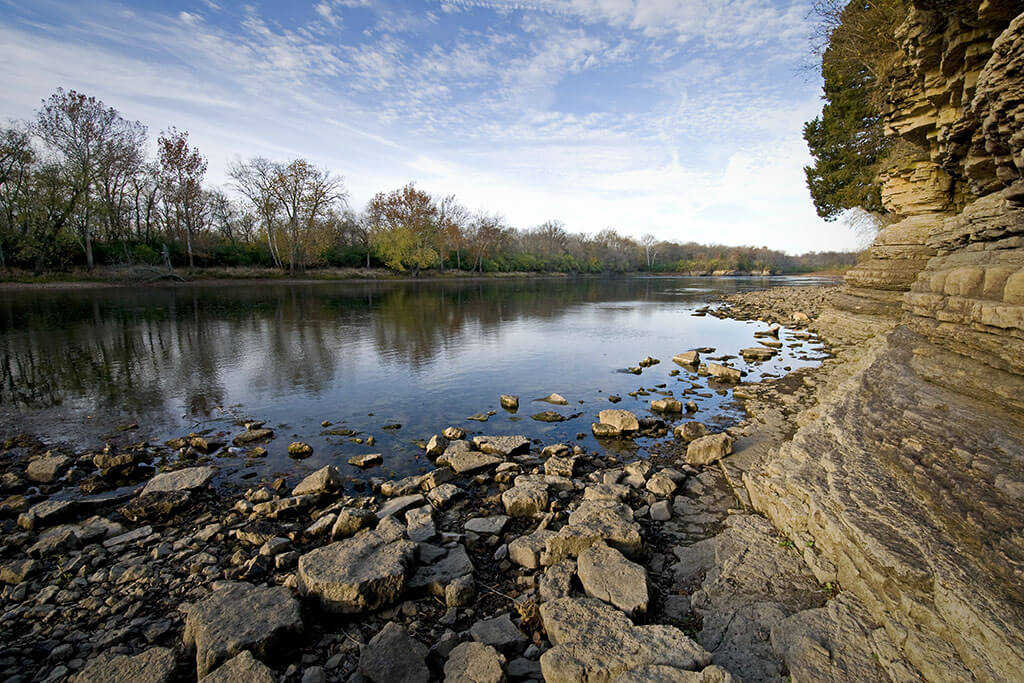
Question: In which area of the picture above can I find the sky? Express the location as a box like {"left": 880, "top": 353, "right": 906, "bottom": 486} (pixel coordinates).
{"left": 0, "top": 0, "right": 864, "bottom": 254}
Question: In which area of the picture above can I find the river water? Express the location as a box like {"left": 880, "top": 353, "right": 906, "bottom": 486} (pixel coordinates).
{"left": 0, "top": 276, "right": 831, "bottom": 483}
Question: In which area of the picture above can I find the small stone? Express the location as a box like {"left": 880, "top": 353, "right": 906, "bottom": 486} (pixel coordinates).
{"left": 445, "top": 642, "right": 506, "bottom": 683}
{"left": 348, "top": 453, "right": 382, "bottom": 468}
{"left": 287, "top": 442, "right": 314, "bottom": 458}
{"left": 464, "top": 515, "right": 509, "bottom": 535}
{"left": 302, "top": 666, "right": 326, "bottom": 683}
{"left": 426, "top": 434, "right": 450, "bottom": 457}
{"left": 646, "top": 471, "right": 678, "bottom": 497}
{"left": 0, "top": 558, "right": 36, "bottom": 584}
{"left": 443, "top": 427, "right": 466, "bottom": 440}
{"left": 469, "top": 613, "right": 527, "bottom": 652}
{"left": 427, "top": 483, "right": 462, "bottom": 508}
{"left": 232, "top": 428, "right": 275, "bottom": 446}
{"left": 531, "top": 411, "right": 566, "bottom": 423}
{"left": 650, "top": 399, "right": 682, "bottom": 413}
{"left": 509, "top": 529, "right": 554, "bottom": 569}
{"left": 292, "top": 465, "right": 343, "bottom": 496}
{"left": 445, "top": 574, "right": 476, "bottom": 608}
{"left": 500, "top": 395, "right": 520, "bottom": 410}
{"left": 202, "top": 650, "right": 274, "bottom": 683}
{"left": 26, "top": 453, "right": 71, "bottom": 483}
{"left": 358, "top": 622, "right": 429, "bottom": 683}
{"left": 539, "top": 393, "right": 568, "bottom": 405}
{"left": 331, "top": 508, "right": 377, "bottom": 539}
{"left": 672, "top": 351, "right": 700, "bottom": 366}
{"left": 650, "top": 500, "right": 672, "bottom": 521}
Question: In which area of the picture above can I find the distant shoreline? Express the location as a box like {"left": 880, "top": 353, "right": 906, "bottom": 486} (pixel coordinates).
{"left": 0, "top": 266, "right": 845, "bottom": 291}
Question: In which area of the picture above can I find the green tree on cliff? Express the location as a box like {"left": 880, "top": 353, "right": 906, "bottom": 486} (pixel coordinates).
{"left": 803, "top": 0, "right": 903, "bottom": 221}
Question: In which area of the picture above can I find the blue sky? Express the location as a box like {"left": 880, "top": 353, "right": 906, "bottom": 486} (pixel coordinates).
{"left": 0, "top": 0, "right": 864, "bottom": 253}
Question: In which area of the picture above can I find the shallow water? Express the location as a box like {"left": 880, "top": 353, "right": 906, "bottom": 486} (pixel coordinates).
{"left": 0, "top": 276, "right": 831, "bottom": 483}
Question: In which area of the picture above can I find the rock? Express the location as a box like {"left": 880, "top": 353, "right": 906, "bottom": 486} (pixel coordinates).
{"left": 532, "top": 411, "right": 566, "bottom": 422}
{"left": 651, "top": 399, "right": 683, "bottom": 413}
{"left": 298, "top": 520, "right": 417, "bottom": 613}
{"left": 638, "top": 356, "right": 659, "bottom": 367}
{"left": 18, "top": 498, "right": 75, "bottom": 530}
{"left": 348, "top": 453, "right": 382, "bottom": 468}
{"left": 93, "top": 450, "right": 144, "bottom": 476}
{"left": 673, "top": 351, "right": 700, "bottom": 366}
{"left": 445, "top": 642, "right": 507, "bottom": 683}
{"left": 467, "top": 413, "right": 490, "bottom": 422}
{"left": 500, "top": 395, "right": 520, "bottom": 410}
{"left": 141, "top": 466, "right": 216, "bottom": 495}
{"left": 252, "top": 494, "right": 316, "bottom": 518}
{"left": 292, "top": 465, "right": 343, "bottom": 496}
{"left": 464, "top": 515, "right": 509, "bottom": 535}
{"left": 440, "top": 444, "right": 502, "bottom": 474}
{"left": 501, "top": 483, "right": 548, "bottom": 517}
{"left": 545, "top": 500, "right": 642, "bottom": 562}
{"left": 443, "top": 427, "right": 466, "bottom": 440}
{"left": 120, "top": 490, "right": 192, "bottom": 522}
{"left": 539, "top": 393, "right": 569, "bottom": 405}
{"left": 359, "top": 622, "right": 429, "bottom": 683}
{"left": 646, "top": 471, "right": 679, "bottom": 497}
{"left": 598, "top": 409, "right": 640, "bottom": 434}
{"left": 509, "top": 529, "right": 554, "bottom": 569}
{"left": 445, "top": 573, "right": 476, "bottom": 608}
{"left": 426, "top": 434, "right": 450, "bottom": 457}
{"left": 302, "top": 666, "right": 326, "bottom": 683}
{"left": 539, "top": 560, "right": 576, "bottom": 602}
{"left": 685, "top": 433, "right": 733, "bottom": 466}
{"left": 26, "top": 453, "right": 70, "bottom": 483}
{"left": 577, "top": 542, "right": 649, "bottom": 617}
{"left": 406, "top": 505, "right": 436, "bottom": 542}
{"left": 72, "top": 646, "right": 176, "bottom": 683}
{"left": 650, "top": 500, "right": 672, "bottom": 521}
{"left": 685, "top": 401, "right": 698, "bottom": 413}
{"left": 706, "top": 363, "right": 741, "bottom": 383}
{"left": 612, "top": 664, "right": 737, "bottom": 682}
{"left": 377, "top": 493, "right": 425, "bottom": 519}
{"left": 202, "top": 650, "right": 275, "bottom": 683}
{"left": 674, "top": 422, "right": 708, "bottom": 442}
{"left": 470, "top": 613, "right": 527, "bottom": 652}
{"left": 331, "top": 508, "right": 377, "bottom": 538}
{"left": 792, "top": 311, "right": 809, "bottom": 322}
{"left": 592, "top": 423, "right": 621, "bottom": 438}
{"left": 232, "top": 428, "right": 275, "bottom": 446}
{"left": 539, "top": 598, "right": 711, "bottom": 682}
{"left": 420, "top": 468, "right": 455, "bottom": 490}
{"left": 287, "top": 442, "right": 313, "bottom": 458}
{"left": 183, "top": 582, "right": 303, "bottom": 678}
{"left": 544, "top": 456, "right": 578, "bottom": 478}
{"left": 740, "top": 347, "right": 775, "bottom": 361}
{"left": 474, "top": 435, "right": 530, "bottom": 456}
{"left": 0, "top": 558, "right": 36, "bottom": 584}
{"left": 381, "top": 475, "right": 424, "bottom": 498}
{"left": 28, "top": 524, "right": 82, "bottom": 556}
{"left": 427, "top": 483, "right": 462, "bottom": 508}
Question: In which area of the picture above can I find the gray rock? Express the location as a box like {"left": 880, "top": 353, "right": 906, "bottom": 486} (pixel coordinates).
{"left": 464, "top": 515, "right": 509, "bottom": 535}
{"left": 538, "top": 560, "right": 576, "bottom": 602}
{"left": 427, "top": 483, "right": 462, "bottom": 508}
{"left": 183, "top": 582, "right": 303, "bottom": 678}
{"left": 445, "top": 573, "right": 476, "bottom": 608}
{"left": 646, "top": 471, "right": 678, "bottom": 497}
{"left": 650, "top": 500, "right": 672, "bottom": 521}
{"left": 331, "top": 508, "right": 377, "bottom": 539}
{"left": 348, "top": 453, "right": 382, "bottom": 468}
{"left": 500, "top": 395, "right": 520, "bottom": 410}
{"left": 445, "top": 641, "right": 507, "bottom": 683}
{"left": 292, "top": 465, "right": 343, "bottom": 496}
{"left": 545, "top": 500, "right": 642, "bottom": 562}
{"left": 539, "top": 598, "right": 711, "bottom": 682}
{"left": 577, "top": 542, "right": 649, "bottom": 617}
{"left": 405, "top": 505, "right": 436, "bottom": 542}
{"left": 443, "top": 427, "right": 466, "bottom": 440}
{"left": 0, "top": 558, "right": 36, "bottom": 584}
{"left": 358, "top": 622, "right": 429, "bottom": 683}
{"left": 440, "top": 444, "right": 502, "bottom": 474}
{"left": 474, "top": 435, "right": 530, "bottom": 456}
{"left": 26, "top": 453, "right": 70, "bottom": 483}
{"left": 685, "top": 434, "right": 733, "bottom": 466}
{"left": 408, "top": 545, "right": 474, "bottom": 596}
{"left": 470, "top": 613, "right": 527, "bottom": 652}
{"left": 202, "top": 650, "right": 274, "bottom": 683}
{"left": 302, "top": 666, "right": 326, "bottom": 683}
{"left": 598, "top": 409, "right": 640, "bottom": 434}
{"left": 544, "top": 456, "right": 578, "bottom": 478}
{"left": 142, "top": 466, "right": 216, "bottom": 495}
{"left": 232, "top": 428, "right": 275, "bottom": 446}
{"left": 501, "top": 484, "right": 548, "bottom": 517}
{"left": 72, "top": 646, "right": 176, "bottom": 683}
{"left": 299, "top": 519, "right": 417, "bottom": 613}
{"left": 377, "top": 494, "right": 425, "bottom": 520}
{"left": 19, "top": 499, "right": 75, "bottom": 530}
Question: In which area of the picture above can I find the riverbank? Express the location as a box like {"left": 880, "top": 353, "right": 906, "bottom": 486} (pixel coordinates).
{"left": 1, "top": 283, "right": 921, "bottom": 682}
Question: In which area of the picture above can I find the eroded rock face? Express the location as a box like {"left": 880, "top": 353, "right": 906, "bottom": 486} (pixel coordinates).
{"left": 183, "top": 582, "right": 303, "bottom": 678}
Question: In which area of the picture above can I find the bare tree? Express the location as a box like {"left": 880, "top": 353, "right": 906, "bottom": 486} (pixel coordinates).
{"left": 158, "top": 127, "right": 207, "bottom": 268}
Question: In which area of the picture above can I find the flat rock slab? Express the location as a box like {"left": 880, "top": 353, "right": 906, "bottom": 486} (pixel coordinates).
{"left": 473, "top": 435, "right": 530, "bottom": 456}
{"left": 445, "top": 642, "right": 507, "bottom": 683}
{"left": 359, "top": 622, "right": 429, "bottom": 683}
{"left": 408, "top": 544, "right": 474, "bottom": 596}
{"left": 202, "top": 650, "right": 275, "bottom": 683}
{"left": 142, "top": 466, "right": 216, "bottom": 495}
{"left": 540, "top": 598, "right": 711, "bottom": 682}
{"left": 545, "top": 500, "right": 642, "bottom": 563}
{"left": 686, "top": 434, "right": 733, "bottom": 466}
{"left": 298, "top": 520, "right": 417, "bottom": 613}
{"left": 444, "top": 449, "right": 503, "bottom": 474}
{"left": 611, "top": 664, "right": 738, "bottom": 682}
{"left": 501, "top": 483, "right": 548, "bottom": 517}
{"left": 470, "top": 613, "right": 528, "bottom": 652}
{"left": 184, "top": 582, "right": 302, "bottom": 678}
{"left": 578, "top": 541, "right": 649, "bottom": 617}
{"left": 72, "top": 646, "right": 176, "bottom": 683}
{"left": 464, "top": 515, "right": 509, "bottom": 536}
{"left": 706, "top": 362, "right": 741, "bottom": 383}
{"left": 598, "top": 409, "right": 640, "bottom": 433}
{"left": 292, "top": 465, "right": 343, "bottom": 496}
{"left": 377, "top": 494, "right": 425, "bottom": 519}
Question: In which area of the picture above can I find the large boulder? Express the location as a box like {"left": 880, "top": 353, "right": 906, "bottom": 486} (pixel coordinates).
{"left": 539, "top": 598, "right": 711, "bottom": 682}
{"left": 577, "top": 542, "right": 649, "bottom": 617}
{"left": 501, "top": 483, "right": 548, "bottom": 517}
{"left": 183, "top": 582, "right": 303, "bottom": 678}
{"left": 142, "top": 466, "right": 216, "bottom": 495}
{"left": 359, "top": 622, "right": 429, "bottom": 683}
{"left": 685, "top": 433, "right": 734, "bottom": 466}
{"left": 298, "top": 517, "right": 417, "bottom": 613}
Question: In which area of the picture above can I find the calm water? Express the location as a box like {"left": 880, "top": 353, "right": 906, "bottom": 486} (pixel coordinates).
{"left": 0, "top": 276, "right": 830, "bottom": 483}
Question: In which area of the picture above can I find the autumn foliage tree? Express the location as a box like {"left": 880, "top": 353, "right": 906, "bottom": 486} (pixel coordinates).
{"left": 158, "top": 128, "right": 207, "bottom": 267}
{"left": 367, "top": 183, "right": 440, "bottom": 276}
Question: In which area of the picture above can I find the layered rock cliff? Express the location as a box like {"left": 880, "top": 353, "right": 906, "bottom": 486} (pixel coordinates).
{"left": 745, "top": 3, "right": 1024, "bottom": 680}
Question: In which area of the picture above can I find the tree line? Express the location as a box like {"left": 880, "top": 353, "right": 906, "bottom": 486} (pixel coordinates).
{"left": 1, "top": 88, "right": 857, "bottom": 277}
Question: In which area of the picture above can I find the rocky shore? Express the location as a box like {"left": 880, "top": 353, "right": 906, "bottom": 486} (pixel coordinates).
{"left": 0, "top": 284, "right": 884, "bottom": 683}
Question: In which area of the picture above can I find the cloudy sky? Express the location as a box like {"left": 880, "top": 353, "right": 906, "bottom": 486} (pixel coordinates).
{"left": 0, "top": 0, "right": 862, "bottom": 254}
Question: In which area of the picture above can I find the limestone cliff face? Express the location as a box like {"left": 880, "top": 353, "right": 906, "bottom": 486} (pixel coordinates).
{"left": 748, "top": 4, "right": 1024, "bottom": 680}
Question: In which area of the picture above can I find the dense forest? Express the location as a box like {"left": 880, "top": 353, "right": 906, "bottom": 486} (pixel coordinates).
{"left": 0, "top": 88, "right": 857, "bottom": 278}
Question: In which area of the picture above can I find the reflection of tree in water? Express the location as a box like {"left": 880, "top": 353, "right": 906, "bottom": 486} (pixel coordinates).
{"left": 0, "top": 277, "right": 765, "bottom": 419}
